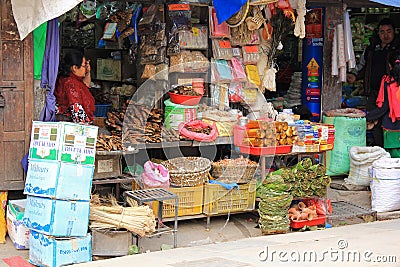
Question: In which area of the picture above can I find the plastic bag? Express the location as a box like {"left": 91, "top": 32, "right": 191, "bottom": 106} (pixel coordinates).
{"left": 0, "top": 191, "right": 7, "bottom": 243}
{"left": 179, "top": 120, "right": 218, "bottom": 142}
{"left": 141, "top": 161, "right": 170, "bottom": 189}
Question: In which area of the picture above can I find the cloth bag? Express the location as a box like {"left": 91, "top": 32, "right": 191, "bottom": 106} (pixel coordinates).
{"left": 345, "top": 146, "right": 390, "bottom": 186}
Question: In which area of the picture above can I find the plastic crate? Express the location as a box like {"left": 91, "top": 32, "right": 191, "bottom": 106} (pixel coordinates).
{"left": 203, "top": 180, "right": 256, "bottom": 215}
{"left": 94, "top": 104, "right": 111, "bottom": 117}
{"left": 151, "top": 185, "right": 204, "bottom": 218}
{"left": 290, "top": 215, "right": 326, "bottom": 229}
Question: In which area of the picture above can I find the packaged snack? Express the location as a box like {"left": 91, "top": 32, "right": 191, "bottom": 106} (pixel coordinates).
{"left": 209, "top": 7, "right": 230, "bottom": 38}
{"left": 230, "top": 57, "right": 247, "bottom": 82}
{"left": 141, "top": 64, "right": 156, "bottom": 79}
{"left": 242, "top": 45, "right": 261, "bottom": 65}
{"left": 179, "top": 25, "right": 208, "bottom": 49}
{"left": 212, "top": 39, "right": 233, "bottom": 60}
{"left": 245, "top": 65, "right": 261, "bottom": 86}
{"left": 168, "top": 3, "right": 192, "bottom": 34}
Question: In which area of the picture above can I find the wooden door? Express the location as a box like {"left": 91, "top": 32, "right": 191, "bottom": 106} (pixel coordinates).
{"left": 0, "top": 0, "right": 34, "bottom": 190}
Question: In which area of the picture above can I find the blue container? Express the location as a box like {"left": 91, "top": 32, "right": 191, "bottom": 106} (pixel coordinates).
{"left": 94, "top": 104, "right": 111, "bottom": 117}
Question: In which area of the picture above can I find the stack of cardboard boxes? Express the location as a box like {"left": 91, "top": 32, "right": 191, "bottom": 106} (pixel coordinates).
{"left": 23, "top": 122, "right": 98, "bottom": 267}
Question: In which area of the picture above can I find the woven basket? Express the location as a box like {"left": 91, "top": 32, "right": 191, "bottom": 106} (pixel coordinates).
{"left": 211, "top": 158, "right": 258, "bottom": 184}
{"left": 162, "top": 157, "right": 211, "bottom": 187}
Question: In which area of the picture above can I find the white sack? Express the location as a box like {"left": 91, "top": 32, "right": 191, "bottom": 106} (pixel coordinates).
{"left": 11, "top": 0, "right": 83, "bottom": 40}
{"left": 370, "top": 158, "right": 400, "bottom": 213}
{"left": 345, "top": 146, "right": 390, "bottom": 186}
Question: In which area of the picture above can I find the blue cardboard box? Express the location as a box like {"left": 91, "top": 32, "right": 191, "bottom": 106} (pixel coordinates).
{"left": 24, "top": 159, "right": 94, "bottom": 201}
{"left": 29, "top": 230, "right": 91, "bottom": 267}
{"left": 23, "top": 196, "right": 90, "bottom": 237}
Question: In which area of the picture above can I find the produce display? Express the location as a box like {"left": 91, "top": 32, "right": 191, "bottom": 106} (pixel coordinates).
{"left": 240, "top": 120, "right": 298, "bottom": 147}
{"left": 276, "top": 158, "right": 331, "bottom": 198}
{"left": 257, "top": 174, "right": 293, "bottom": 235}
{"left": 288, "top": 201, "right": 318, "bottom": 221}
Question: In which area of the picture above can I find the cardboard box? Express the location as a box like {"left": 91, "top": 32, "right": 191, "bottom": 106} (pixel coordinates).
{"left": 29, "top": 230, "right": 91, "bottom": 267}
{"left": 29, "top": 122, "right": 63, "bottom": 161}
{"left": 60, "top": 122, "right": 98, "bottom": 165}
{"left": 29, "top": 122, "right": 98, "bottom": 165}
{"left": 6, "top": 199, "right": 29, "bottom": 249}
{"left": 93, "top": 154, "right": 122, "bottom": 179}
{"left": 23, "top": 196, "right": 90, "bottom": 237}
{"left": 24, "top": 159, "right": 94, "bottom": 201}
{"left": 97, "top": 58, "right": 121, "bottom": 81}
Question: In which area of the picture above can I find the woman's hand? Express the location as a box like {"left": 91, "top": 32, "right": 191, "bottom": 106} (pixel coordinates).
{"left": 85, "top": 60, "right": 91, "bottom": 75}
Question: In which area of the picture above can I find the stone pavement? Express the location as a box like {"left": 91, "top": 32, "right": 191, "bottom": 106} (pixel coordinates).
{"left": 74, "top": 218, "right": 400, "bottom": 267}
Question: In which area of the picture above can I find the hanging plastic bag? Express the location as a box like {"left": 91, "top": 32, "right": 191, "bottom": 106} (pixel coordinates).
{"left": 0, "top": 191, "right": 7, "bottom": 243}
{"left": 141, "top": 161, "right": 170, "bottom": 189}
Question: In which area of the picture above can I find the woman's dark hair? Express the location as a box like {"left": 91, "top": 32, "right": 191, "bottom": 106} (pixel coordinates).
{"left": 59, "top": 50, "right": 84, "bottom": 77}
{"left": 389, "top": 51, "right": 400, "bottom": 85}
{"left": 378, "top": 18, "right": 395, "bottom": 31}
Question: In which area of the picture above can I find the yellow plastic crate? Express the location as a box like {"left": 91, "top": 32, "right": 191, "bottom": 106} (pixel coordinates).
{"left": 203, "top": 180, "right": 256, "bottom": 215}
{"left": 151, "top": 185, "right": 204, "bottom": 218}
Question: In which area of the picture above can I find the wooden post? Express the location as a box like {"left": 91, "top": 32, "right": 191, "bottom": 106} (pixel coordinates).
{"left": 322, "top": 5, "right": 343, "bottom": 113}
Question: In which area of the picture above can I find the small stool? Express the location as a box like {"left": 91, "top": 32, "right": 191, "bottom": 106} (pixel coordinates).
{"left": 124, "top": 188, "right": 178, "bottom": 249}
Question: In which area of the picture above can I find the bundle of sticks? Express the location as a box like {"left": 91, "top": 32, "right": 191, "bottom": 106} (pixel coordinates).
{"left": 90, "top": 195, "right": 156, "bottom": 237}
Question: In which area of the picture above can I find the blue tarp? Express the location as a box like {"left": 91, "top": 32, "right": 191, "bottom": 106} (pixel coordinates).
{"left": 213, "top": 0, "right": 247, "bottom": 23}
{"left": 370, "top": 0, "right": 400, "bottom": 6}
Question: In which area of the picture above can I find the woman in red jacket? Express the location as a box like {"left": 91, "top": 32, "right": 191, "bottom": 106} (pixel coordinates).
{"left": 54, "top": 50, "right": 95, "bottom": 124}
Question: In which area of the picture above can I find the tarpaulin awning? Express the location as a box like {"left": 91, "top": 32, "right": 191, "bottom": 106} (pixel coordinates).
{"left": 11, "top": 0, "right": 83, "bottom": 40}
{"left": 370, "top": 0, "right": 400, "bottom": 6}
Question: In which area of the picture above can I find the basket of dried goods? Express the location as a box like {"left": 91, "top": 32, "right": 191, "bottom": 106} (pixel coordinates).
{"left": 168, "top": 85, "right": 203, "bottom": 106}
{"left": 211, "top": 157, "right": 258, "bottom": 183}
{"left": 162, "top": 157, "right": 211, "bottom": 187}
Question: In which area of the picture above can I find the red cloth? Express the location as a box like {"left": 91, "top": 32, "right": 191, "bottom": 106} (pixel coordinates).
{"left": 376, "top": 75, "right": 400, "bottom": 123}
{"left": 54, "top": 73, "right": 95, "bottom": 122}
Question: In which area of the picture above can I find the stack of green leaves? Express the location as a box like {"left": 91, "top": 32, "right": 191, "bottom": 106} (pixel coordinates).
{"left": 278, "top": 158, "right": 331, "bottom": 198}
{"left": 257, "top": 174, "right": 292, "bottom": 235}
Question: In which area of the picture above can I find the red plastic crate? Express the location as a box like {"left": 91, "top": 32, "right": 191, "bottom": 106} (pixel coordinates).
{"left": 290, "top": 215, "right": 326, "bottom": 229}
{"left": 239, "top": 145, "right": 292, "bottom": 155}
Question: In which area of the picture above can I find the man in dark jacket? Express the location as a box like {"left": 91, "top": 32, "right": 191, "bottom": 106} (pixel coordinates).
{"left": 347, "top": 18, "right": 400, "bottom": 146}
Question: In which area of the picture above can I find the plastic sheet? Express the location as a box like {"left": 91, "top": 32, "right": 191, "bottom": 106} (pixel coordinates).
{"left": 343, "top": 11, "right": 356, "bottom": 69}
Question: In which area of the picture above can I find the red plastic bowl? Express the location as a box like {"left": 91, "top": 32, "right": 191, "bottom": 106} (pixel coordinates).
{"left": 168, "top": 92, "right": 202, "bottom": 106}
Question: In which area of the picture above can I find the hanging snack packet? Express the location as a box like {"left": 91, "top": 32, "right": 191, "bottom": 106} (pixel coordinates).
{"left": 168, "top": 3, "right": 192, "bottom": 34}
{"left": 230, "top": 57, "right": 247, "bottom": 82}
{"left": 246, "top": 65, "right": 261, "bottom": 87}
{"left": 209, "top": 7, "right": 230, "bottom": 38}
{"left": 212, "top": 39, "right": 233, "bottom": 60}
{"left": 242, "top": 45, "right": 261, "bottom": 65}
